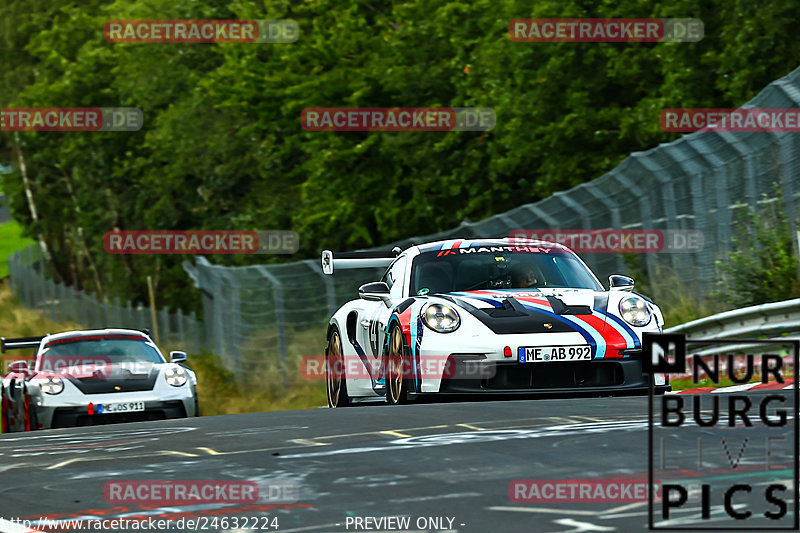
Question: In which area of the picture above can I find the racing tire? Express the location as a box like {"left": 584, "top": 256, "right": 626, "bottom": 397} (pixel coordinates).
{"left": 24, "top": 392, "right": 38, "bottom": 431}
{"left": 386, "top": 325, "right": 410, "bottom": 405}
{"left": 326, "top": 328, "right": 351, "bottom": 408}
{"left": 1, "top": 393, "right": 8, "bottom": 434}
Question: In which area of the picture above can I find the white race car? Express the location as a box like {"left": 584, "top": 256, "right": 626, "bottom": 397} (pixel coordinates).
{"left": 321, "top": 238, "right": 670, "bottom": 407}
{"left": 1, "top": 328, "right": 198, "bottom": 431}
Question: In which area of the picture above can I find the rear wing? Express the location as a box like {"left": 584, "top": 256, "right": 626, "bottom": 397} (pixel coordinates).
{"left": 321, "top": 248, "right": 401, "bottom": 275}
{"left": 1, "top": 336, "right": 44, "bottom": 354}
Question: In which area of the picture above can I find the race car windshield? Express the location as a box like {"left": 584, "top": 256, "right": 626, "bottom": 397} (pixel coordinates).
{"left": 410, "top": 249, "right": 603, "bottom": 295}
{"left": 39, "top": 338, "right": 164, "bottom": 365}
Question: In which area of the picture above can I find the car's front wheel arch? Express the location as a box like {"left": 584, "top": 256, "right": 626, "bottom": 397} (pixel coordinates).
{"left": 326, "top": 326, "right": 351, "bottom": 408}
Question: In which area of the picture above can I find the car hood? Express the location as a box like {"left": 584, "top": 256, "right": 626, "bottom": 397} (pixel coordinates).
{"left": 428, "top": 289, "right": 644, "bottom": 353}
{"left": 444, "top": 288, "right": 599, "bottom": 311}
{"left": 48, "top": 363, "right": 161, "bottom": 394}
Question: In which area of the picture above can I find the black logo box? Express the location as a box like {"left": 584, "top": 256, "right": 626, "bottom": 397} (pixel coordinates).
{"left": 644, "top": 333, "right": 799, "bottom": 531}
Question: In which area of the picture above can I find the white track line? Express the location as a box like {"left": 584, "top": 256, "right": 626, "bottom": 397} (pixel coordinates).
{"left": 710, "top": 383, "right": 759, "bottom": 393}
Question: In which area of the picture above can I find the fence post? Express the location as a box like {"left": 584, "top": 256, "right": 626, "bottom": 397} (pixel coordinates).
{"left": 778, "top": 134, "right": 798, "bottom": 268}
{"left": 177, "top": 308, "right": 186, "bottom": 347}
{"left": 189, "top": 311, "right": 200, "bottom": 352}
{"left": 581, "top": 184, "right": 625, "bottom": 275}
{"left": 689, "top": 172, "right": 714, "bottom": 287}
{"left": 305, "top": 260, "right": 337, "bottom": 316}
{"left": 57, "top": 281, "right": 66, "bottom": 323}
{"left": 610, "top": 172, "right": 656, "bottom": 283}
{"left": 46, "top": 278, "right": 55, "bottom": 321}
{"left": 136, "top": 303, "right": 146, "bottom": 330}
{"left": 715, "top": 166, "right": 732, "bottom": 259}
{"left": 158, "top": 306, "right": 169, "bottom": 345}
{"left": 257, "top": 266, "right": 287, "bottom": 381}
{"left": 109, "top": 296, "right": 118, "bottom": 327}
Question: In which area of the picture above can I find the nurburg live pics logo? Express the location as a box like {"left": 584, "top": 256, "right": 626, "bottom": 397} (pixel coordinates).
{"left": 644, "top": 333, "right": 799, "bottom": 530}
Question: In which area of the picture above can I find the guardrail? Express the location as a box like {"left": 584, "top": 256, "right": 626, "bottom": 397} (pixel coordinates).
{"left": 664, "top": 298, "right": 800, "bottom": 362}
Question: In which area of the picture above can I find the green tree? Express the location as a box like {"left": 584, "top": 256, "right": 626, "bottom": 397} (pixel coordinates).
{"left": 715, "top": 195, "right": 800, "bottom": 307}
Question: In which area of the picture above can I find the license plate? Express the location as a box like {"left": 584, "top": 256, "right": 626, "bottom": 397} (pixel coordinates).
{"left": 100, "top": 401, "right": 145, "bottom": 414}
{"left": 518, "top": 345, "right": 593, "bottom": 363}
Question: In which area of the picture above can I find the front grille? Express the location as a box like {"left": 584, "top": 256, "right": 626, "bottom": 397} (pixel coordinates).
{"left": 74, "top": 410, "right": 165, "bottom": 426}
{"left": 485, "top": 361, "right": 624, "bottom": 390}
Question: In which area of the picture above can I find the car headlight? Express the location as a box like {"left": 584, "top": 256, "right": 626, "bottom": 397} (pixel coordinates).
{"left": 619, "top": 295, "right": 652, "bottom": 327}
{"left": 421, "top": 303, "right": 461, "bottom": 333}
{"left": 40, "top": 376, "right": 64, "bottom": 395}
{"left": 164, "top": 365, "right": 187, "bottom": 387}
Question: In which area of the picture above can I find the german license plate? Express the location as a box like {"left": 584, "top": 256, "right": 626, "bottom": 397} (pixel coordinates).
{"left": 518, "top": 346, "right": 592, "bottom": 363}
{"left": 100, "top": 401, "right": 145, "bottom": 413}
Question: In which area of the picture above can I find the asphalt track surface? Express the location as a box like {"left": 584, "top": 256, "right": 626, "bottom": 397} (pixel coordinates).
{"left": 0, "top": 391, "right": 796, "bottom": 533}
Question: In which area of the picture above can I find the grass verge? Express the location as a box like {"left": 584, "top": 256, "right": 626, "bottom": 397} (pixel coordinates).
{"left": 0, "top": 221, "right": 35, "bottom": 279}
{"left": 187, "top": 350, "right": 326, "bottom": 416}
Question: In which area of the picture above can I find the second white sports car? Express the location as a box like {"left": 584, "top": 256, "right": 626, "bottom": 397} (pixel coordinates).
{"left": 1, "top": 328, "right": 198, "bottom": 430}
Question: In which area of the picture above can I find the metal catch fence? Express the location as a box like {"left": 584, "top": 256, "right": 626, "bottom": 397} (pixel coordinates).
{"left": 8, "top": 246, "right": 203, "bottom": 352}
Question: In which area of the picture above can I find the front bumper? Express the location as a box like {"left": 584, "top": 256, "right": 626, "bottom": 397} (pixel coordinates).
{"left": 48, "top": 400, "right": 188, "bottom": 428}
{"left": 413, "top": 327, "right": 666, "bottom": 395}
{"left": 437, "top": 357, "right": 670, "bottom": 396}
{"left": 32, "top": 387, "right": 196, "bottom": 429}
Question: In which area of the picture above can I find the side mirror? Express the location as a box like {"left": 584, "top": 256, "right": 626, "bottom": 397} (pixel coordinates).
{"left": 609, "top": 274, "right": 635, "bottom": 291}
{"left": 358, "top": 282, "right": 392, "bottom": 303}
{"left": 170, "top": 351, "right": 188, "bottom": 364}
{"left": 8, "top": 360, "right": 29, "bottom": 375}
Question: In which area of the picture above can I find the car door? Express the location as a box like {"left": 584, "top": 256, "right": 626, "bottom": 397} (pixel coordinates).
{"left": 356, "top": 256, "right": 407, "bottom": 383}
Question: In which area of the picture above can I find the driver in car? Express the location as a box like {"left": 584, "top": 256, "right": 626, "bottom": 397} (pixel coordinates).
{"left": 510, "top": 263, "right": 541, "bottom": 288}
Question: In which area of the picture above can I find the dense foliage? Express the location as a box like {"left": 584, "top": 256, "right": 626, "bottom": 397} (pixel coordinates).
{"left": 715, "top": 196, "right": 800, "bottom": 308}
{"left": 1, "top": 0, "right": 798, "bottom": 310}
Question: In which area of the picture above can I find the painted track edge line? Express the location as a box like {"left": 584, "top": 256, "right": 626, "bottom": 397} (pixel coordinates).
{"left": 669, "top": 381, "right": 797, "bottom": 394}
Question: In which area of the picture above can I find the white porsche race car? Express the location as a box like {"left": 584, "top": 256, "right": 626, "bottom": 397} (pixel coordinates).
{"left": 321, "top": 237, "right": 670, "bottom": 407}
{"left": 1, "top": 328, "right": 198, "bottom": 431}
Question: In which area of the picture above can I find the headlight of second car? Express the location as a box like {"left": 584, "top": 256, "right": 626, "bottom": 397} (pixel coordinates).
{"left": 421, "top": 303, "right": 461, "bottom": 333}
{"left": 619, "top": 295, "right": 652, "bottom": 327}
{"left": 40, "top": 376, "right": 64, "bottom": 395}
{"left": 164, "top": 365, "right": 188, "bottom": 387}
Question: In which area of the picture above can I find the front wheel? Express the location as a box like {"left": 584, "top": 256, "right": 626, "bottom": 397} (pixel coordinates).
{"left": 386, "top": 326, "right": 409, "bottom": 405}
{"left": 326, "top": 329, "right": 350, "bottom": 408}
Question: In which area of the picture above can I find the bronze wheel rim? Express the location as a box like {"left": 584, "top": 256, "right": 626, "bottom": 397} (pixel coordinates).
{"left": 388, "top": 328, "right": 404, "bottom": 403}
{"left": 327, "top": 332, "right": 343, "bottom": 407}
